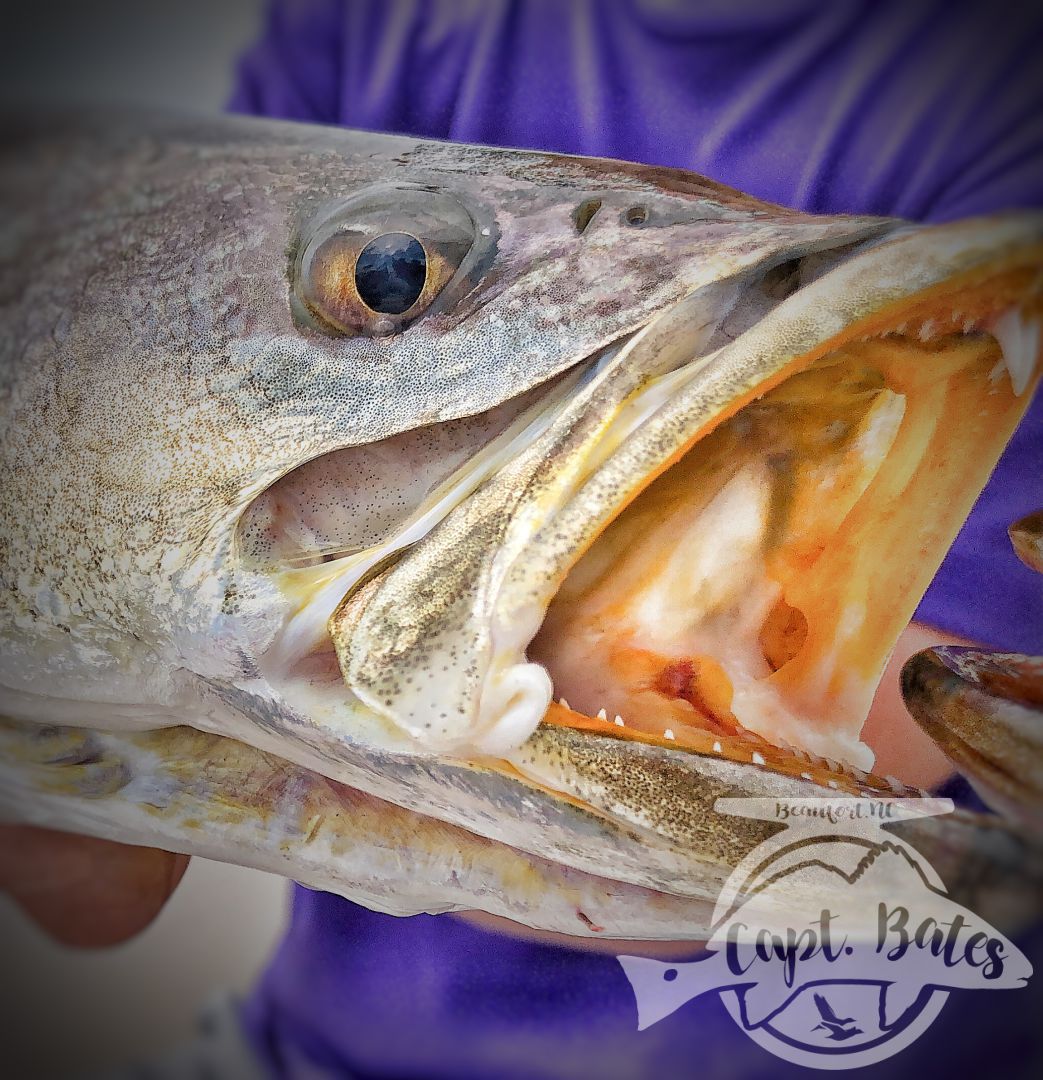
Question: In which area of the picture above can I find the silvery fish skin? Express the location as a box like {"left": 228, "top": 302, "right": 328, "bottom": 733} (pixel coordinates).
{"left": 1, "top": 110, "right": 1041, "bottom": 939}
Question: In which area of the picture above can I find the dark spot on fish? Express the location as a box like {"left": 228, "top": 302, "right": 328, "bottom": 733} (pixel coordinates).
{"left": 762, "top": 257, "right": 804, "bottom": 300}
{"left": 593, "top": 298, "right": 623, "bottom": 319}
{"left": 577, "top": 910, "right": 604, "bottom": 932}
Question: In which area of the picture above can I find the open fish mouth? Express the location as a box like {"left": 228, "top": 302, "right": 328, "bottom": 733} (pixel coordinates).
{"left": 246, "top": 214, "right": 1041, "bottom": 810}
{"left": 4, "top": 115, "right": 1042, "bottom": 940}
{"left": 526, "top": 224, "right": 1042, "bottom": 788}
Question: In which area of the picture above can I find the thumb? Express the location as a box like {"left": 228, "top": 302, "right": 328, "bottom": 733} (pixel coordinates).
{"left": 0, "top": 825, "right": 189, "bottom": 947}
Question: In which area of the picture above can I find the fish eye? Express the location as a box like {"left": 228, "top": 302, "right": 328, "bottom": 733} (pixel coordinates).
{"left": 294, "top": 187, "right": 486, "bottom": 337}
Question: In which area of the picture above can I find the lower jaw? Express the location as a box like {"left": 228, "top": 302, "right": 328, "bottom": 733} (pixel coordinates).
{"left": 529, "top": 326, "right": 1032, "bottom": 782}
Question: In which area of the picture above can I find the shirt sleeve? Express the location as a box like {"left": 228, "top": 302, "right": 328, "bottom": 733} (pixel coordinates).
{"left": 228, "top": 0, "right": 345, "bottom": 124}
{"left": 911, "top": 22, "right": 1043, "bottom": 652}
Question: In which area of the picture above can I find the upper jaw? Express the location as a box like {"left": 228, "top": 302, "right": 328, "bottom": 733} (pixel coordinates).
{"left": 515, "top": 215, "right": 1042, "bottom": 777}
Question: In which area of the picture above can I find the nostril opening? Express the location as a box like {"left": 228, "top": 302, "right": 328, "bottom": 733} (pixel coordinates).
{"left": 624, "top": 205, "right": 648, "bottom": 226}
{"left": 763, "top": 257, "right": 804, "bottom": 300}
{"left": 573, "top": 197, "right": 603, "bottom": 235}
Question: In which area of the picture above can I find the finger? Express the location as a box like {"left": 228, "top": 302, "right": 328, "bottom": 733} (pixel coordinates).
{"left": 0, "top": 825, "right": 189, "bottom": 947}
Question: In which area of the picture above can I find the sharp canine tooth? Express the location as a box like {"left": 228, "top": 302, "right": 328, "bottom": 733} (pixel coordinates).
{"left": 559, "top": 697, "right": 570, "bottom": 710}
{"left": 596, "top": 707, "right": 607, "bottom": 720}
{"left": 614, "top": 715, "right": 624, "bottom": 726}
{"left": 751, "top": 751, "right": 766, "bottom": 766}
{"left": 712, "top": 740, "right": 722, "bottom": 753}
{"left": 800, "top": 771, "right": 813, "bottom": 781}
{"left": 664, "top": 728, "right": 675, "bottom": 740}
{"left": 991, "top": 308, "right": 1041, "bottom": 396}
{"left": 918, "top": 319, "right": 935, "bottom": 341}
{"left": 827, "top": 780, "right": 839, "bottom": 790}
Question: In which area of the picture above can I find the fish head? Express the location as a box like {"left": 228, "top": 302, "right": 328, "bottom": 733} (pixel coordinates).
{"left": 2, "top": 111, "right": 1041, "bottom": 936}
{"left": 0, "top": 112, "right": 879, "bottom": 703}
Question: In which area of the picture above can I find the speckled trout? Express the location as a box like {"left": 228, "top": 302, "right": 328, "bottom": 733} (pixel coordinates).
{"left": 1, "top": 110, "right": 1041, "bottom": 938}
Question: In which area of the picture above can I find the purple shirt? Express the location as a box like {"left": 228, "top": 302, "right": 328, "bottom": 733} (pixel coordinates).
{"left": 230, "top": 3, "right": 1043, "bottom": 1076}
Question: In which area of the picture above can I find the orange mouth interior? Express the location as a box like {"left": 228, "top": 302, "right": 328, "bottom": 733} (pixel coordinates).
{"left": 529, "top": 260, "right": 1041, "bottom": 789}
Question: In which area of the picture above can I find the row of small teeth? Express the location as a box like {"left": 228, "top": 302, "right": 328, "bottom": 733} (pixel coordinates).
{"left": 913, "top": 312, "right": 983, "bottom": 340}
{"left": 562, "top": 697, "right": 686, "bottom": 740}
{"left": 559, "top": 697, "right": 930, "bottom": 797}
{"left": 849, "top": 306, "right": 1040, "bottom": 398}
{"left": 561, "top": 699, "right": 629, "bottom": 728}
{"left": 853, "top": 312, "right": 984, "bottom": 344}
{"left": 920, "top": 308, "right": 1038, "bottom": 398}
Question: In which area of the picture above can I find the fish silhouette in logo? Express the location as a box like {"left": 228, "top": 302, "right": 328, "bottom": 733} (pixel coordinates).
{"left": 811, "top": 993, "right": 863, "bottom": 1040}
{"left": 618, "top": 837, "right": 1032, "bottom": 1034}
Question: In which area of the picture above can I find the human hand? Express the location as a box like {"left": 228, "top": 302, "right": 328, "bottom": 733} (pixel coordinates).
{"left": 0, "top": 825, "right": 188, "bottom": 947}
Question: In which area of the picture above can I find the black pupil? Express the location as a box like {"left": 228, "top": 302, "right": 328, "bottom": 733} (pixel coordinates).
{"left": 354, "top": 232, "right": 427, "bottom": 315}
